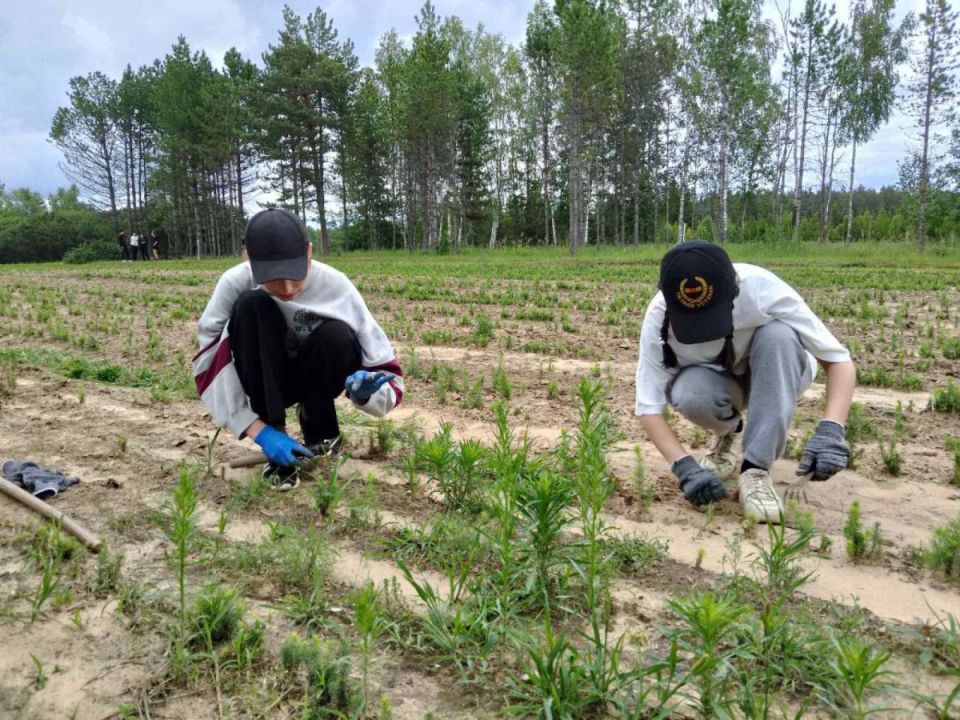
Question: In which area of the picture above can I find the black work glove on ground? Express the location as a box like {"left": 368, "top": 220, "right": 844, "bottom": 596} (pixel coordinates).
{"left": 797, "top": 420, "right": 850, "bottom": 480}
{"left": 672, "top": 455, "right": 727, "bottom": 506}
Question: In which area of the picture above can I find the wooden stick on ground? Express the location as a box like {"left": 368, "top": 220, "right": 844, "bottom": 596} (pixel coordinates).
{"left": 0, "top": 477, "right": 101, "bottom": 552}
{"left": 229, "top": 452, "right": 268, "bottom": 469}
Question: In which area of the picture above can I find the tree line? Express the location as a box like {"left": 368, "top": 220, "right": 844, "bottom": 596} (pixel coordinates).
{"left": 30, "top": 0, "right": 960, "bottom": 259}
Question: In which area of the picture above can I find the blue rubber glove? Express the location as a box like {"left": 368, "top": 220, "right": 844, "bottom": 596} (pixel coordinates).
{"left": 254, "top": 426, "right": 314, "bottom": 466}
{"left": 344, "top": 370, "right": 395, "bottom": 402}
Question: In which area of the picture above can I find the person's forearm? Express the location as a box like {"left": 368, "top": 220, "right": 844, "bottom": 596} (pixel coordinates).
{"left": 638, "top": 414, "right": 688, "bottom": 465}
{"left": 244, "top": 418, "right": 267, "bottom": 441}
{"left": 821, "top": 360, "right": 856, "bottom": 425}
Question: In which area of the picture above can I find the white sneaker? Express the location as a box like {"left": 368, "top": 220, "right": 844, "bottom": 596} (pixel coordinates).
{"left": 738, "top": 468, "right": 783, "bottom": 524}
{"left": 699, "top": 432, "right": 741, "bottom": 492}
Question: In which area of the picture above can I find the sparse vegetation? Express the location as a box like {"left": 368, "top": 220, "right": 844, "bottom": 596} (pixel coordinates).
{"left": 927, "top": 514, "right": 960, "bottom": 580}
{"left": 934, "top": 382, "right": 960, "bottom": 414}
{"left": 0, "top": 248, "right": 958, "bottom": 716}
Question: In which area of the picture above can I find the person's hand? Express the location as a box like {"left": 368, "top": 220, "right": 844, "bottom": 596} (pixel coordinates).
{"left": 344, "top": 370, "right": 395, "bottom": 402}
{"left": 254, "top": 426, "right": 313, "bottom": 466}
{"left": 672, "top": 455, "right": 727, "bottom": 506}
{"left": 797, "top": 420, "right": 850, "bottom": 480}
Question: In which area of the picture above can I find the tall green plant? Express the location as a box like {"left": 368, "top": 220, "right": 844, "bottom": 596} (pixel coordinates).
{"left": 354, "top": 581, "right": 389, "bottom": 709}
{"left": 571, "top": 379, "right": 621, "bottom": 703}
{"left": 167, "top": 466, "right": 199, "bottom": 675}
{"left": 670, "top": 591, "right": 748, "bottom": 718}
{"left": 516, "top": 470, "right": 575, "bottom": 613}
{"left": 824, "top": 635, "right": 892, "bottom": 718}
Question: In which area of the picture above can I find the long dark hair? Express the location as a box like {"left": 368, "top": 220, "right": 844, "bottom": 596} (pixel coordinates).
{"left": 660, "top": 314, "right": 736, "bottom": 371}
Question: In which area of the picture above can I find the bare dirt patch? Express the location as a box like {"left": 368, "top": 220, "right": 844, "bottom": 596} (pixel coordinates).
{"left": 1, "top": 261, "right": 958, "bottom": 717}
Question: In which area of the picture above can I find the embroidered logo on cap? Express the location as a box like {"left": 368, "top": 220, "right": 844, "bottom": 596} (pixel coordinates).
{"left": 676, "top": 276, "right": 714, "bottom": 309}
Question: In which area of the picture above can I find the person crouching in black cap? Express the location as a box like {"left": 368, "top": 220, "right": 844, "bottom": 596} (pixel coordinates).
{"left": 193, "top": 207, "right": 405, "bottom": 491}
{"left": 634, "top": 241, "right": 856, "bottom": 523}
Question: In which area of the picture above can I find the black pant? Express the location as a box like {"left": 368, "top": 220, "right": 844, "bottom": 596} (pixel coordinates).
{"left": 229, "top": 290, "right": 362, "bottom": 443}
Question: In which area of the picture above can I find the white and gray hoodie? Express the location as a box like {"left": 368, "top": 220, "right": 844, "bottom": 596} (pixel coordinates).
{"left": 193, "top": 260, "right": 404, "bottom": 437}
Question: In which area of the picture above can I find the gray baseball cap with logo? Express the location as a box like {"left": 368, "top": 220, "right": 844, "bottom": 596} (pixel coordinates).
{"left": 244, "top": 208, "right": 310, "bottom": 284}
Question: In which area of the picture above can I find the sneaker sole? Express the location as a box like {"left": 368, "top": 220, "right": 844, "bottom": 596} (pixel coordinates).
{"left": 742, "top": 506, "right": 783, "bottom": 524}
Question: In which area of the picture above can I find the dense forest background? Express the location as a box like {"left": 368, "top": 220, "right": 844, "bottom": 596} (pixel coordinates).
{"left": 1, "top": 0, "right": 959, "bottom": 263}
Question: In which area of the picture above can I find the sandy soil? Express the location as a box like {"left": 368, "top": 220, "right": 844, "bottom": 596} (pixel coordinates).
{"left": 0, "top": 266, "right": 958, "bottom": 717}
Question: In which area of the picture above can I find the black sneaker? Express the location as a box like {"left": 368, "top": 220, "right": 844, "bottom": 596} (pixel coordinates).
{"left": 264, "top": 462, "right": 300, "bottom": 491}
{"left": 306, "top": 436, "right": 344, "bottom": 460}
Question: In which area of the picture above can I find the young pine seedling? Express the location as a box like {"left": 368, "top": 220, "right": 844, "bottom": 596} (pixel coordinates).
{"left": 925, "top": 514, "right": 960, "bottom": 579}
{"left": 632, "top": 445, "right": 654, "bottom": 513}
{"left": 460, "top": 375, "right": 485, "bottom": 411}
{"left": 879, "top": 436, "right": 902, "bottom": 476}
{"left": 353, "top": 581, "right": 390, "bottom": 708}
{"left": 546, "top": 378, "right": 560, "bottom": 400}
{"left": 933, "top": 381, "right": 960, "bottom": 414}
{"left": 493, "top": 361, "right": 512, "bottom": 400}
{"left": 893, "top": 401, "right": 905, "bottom": 437}
{"left": 843, "top": 501, "right": 883, "bottom": 563}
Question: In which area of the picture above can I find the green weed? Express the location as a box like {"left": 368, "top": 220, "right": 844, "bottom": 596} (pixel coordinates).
{"left": 166, "top": 467, "right": 199, "bottom": 676}
{"left": 30, "top": 654, "right": 47, "bottom": 690}
{"left": 606, "top": 533, "right": 667, "bottom": 573}
{"left": 312, "top": 459, "right": 353, "bottom": 521}
{"left": 824, "top": 635, "right": 892, "bottom": 719}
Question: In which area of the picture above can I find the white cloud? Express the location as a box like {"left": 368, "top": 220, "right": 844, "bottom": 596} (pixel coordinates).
{"left": 61, "top": 14, "right": 115, "bottom": 67}
{"left": 0, "top": 0, "right": 932, "bottom": 198}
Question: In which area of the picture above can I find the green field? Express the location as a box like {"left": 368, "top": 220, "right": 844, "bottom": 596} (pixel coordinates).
{"left": 0, "top": 245, "right": 959, "bottom": 718}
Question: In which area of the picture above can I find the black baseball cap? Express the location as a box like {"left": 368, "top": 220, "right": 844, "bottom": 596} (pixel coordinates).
{"left": 658, "top": 241, "right": 738, "bottom": 344}
{"left": 244, "top": 208, "right": 310, "bottom": 284}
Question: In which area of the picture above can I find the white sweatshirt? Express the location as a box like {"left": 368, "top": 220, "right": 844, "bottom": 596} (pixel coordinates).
{"left": 193, "top": 260, "right": 404, "bottom": 436}
{"left": 635, "top": 263, "right": 850, "bottom": 416}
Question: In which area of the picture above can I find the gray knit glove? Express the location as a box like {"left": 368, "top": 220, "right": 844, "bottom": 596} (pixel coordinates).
{"left": 672, "top": 456, "right": 727, "bottom": 506}
{"left": 797, "top": 420, "right": 850, "bottom": 480}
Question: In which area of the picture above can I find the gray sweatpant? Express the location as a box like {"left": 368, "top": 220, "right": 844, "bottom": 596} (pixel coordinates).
{"left": 666, "top": 320, "right": 814, "bottom": 469}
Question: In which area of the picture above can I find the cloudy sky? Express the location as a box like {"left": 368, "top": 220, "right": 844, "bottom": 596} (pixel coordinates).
{"left": 0, "top": 0, "right": 924, "bottom": 201}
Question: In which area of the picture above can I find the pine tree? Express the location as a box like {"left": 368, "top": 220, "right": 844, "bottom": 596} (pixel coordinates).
{"left": 49, "top": 72, "right": 122, "bottom": 233}
{"left": 903, "top": 0, "right": 958, "bottom": 249}
{"left": 554, "top": 0, "right": 623, "bottom": 255}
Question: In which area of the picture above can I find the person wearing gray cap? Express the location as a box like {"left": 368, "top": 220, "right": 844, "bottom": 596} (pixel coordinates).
{"left": 634, "top": 241, "right": 856, "bottom": 523}
{"left": 193, "top": 208, "right": 404, "bottom": 490}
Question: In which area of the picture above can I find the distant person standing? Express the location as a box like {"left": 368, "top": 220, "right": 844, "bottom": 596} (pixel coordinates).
{"left": 150, "top": 230, "right": 160, "bottom": 260}
{"left": 138, "top": 231, "right": 149, "bottom": 261}
{"left": 117, "top": 231, "right": 127, "bottom": 261}
{"left": 129, "top": 232, "right": 140, "bottom": 261}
